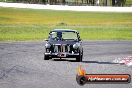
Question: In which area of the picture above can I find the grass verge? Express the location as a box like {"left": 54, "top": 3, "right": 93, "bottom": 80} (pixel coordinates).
{"left": 0, "top": 7, "right": 132, "bottom": 41}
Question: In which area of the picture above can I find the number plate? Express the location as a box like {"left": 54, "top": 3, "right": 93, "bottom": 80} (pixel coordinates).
{"left": 58, "top": 53, "right": 66, "bottom": 57}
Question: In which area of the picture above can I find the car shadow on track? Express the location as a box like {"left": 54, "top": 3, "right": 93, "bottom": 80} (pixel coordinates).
{"left": 82, "top": 61, "right": 119, "bottom": 64}
{"left": 51, "top": 59, "right": 119, "bottom": 64}
{"left": 52, "top": 58, "right": 78, "bottom": 62}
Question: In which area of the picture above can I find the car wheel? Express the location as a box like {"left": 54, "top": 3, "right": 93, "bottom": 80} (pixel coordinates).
{"left": 76, "top": 50, "right": 83, "bottom": 62}
{"left": 44, "top": 54, "right": 51, "bottom": 60}
{"left": 76, "top": 53, "right": 83, "bottom": 62}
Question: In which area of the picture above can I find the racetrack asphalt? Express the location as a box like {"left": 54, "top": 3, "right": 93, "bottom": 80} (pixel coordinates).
{"left": 0, "top": 41, "right": 132, "bottom": 88}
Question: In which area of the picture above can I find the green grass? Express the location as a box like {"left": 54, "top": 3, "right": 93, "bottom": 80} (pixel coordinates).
{"left": 0, "top": 7, "right": 132, "bottom": 41}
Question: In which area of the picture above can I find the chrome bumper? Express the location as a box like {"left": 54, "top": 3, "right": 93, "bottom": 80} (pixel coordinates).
{"left": 44, "top": 52, "right": 79, "bottom": 58}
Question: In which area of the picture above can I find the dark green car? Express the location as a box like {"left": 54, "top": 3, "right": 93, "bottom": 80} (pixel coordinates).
{"left": 44, "top": 29, "right": 83, "bottom": 62}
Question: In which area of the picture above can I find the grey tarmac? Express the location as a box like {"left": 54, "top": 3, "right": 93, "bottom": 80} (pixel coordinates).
{"left": 0, "top": 41, "right": 132, "bottom": 88}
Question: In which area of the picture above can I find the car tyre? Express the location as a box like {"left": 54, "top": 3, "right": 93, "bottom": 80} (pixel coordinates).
{"left": 76, "top": 49, "right": 83, "bottom": 62}
{"left": 44, "top": 54, "right": 51, "bottom": 60}
{"left": 76, "top": 54, "right": 83, "bottom": 62}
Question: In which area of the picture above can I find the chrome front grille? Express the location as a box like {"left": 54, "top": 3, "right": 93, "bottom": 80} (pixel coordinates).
{"left": 53, "top": 45, "right": 70, "bottom": 53}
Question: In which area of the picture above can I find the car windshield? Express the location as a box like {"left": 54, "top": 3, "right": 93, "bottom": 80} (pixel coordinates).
{"left": 49, "top": 31, "right": 78, "bottom": 41}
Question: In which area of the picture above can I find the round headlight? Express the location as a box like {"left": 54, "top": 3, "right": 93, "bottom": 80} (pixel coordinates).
{"left": 45, "top": 43, "right": 51, "bottom": 48}
{"left": 73, "top": 43, "right": 80, "bottom": 49}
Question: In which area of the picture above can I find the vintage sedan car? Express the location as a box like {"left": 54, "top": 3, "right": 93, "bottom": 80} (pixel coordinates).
{"left": 44, "top": 29, "right": 83, "bottom": 62}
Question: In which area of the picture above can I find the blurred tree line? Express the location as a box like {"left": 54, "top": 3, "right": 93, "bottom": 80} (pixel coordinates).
{"left": 1, "top": 0, "right": 128, "bottom": 6}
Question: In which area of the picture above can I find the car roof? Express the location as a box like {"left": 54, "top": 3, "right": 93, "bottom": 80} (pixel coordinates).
{"left": 50, "top": 29, "right": 78, "bottom": 33}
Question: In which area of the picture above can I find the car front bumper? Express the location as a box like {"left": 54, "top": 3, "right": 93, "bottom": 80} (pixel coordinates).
{"left": 44, "top": 52, "right": 79, "bottom": 58}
